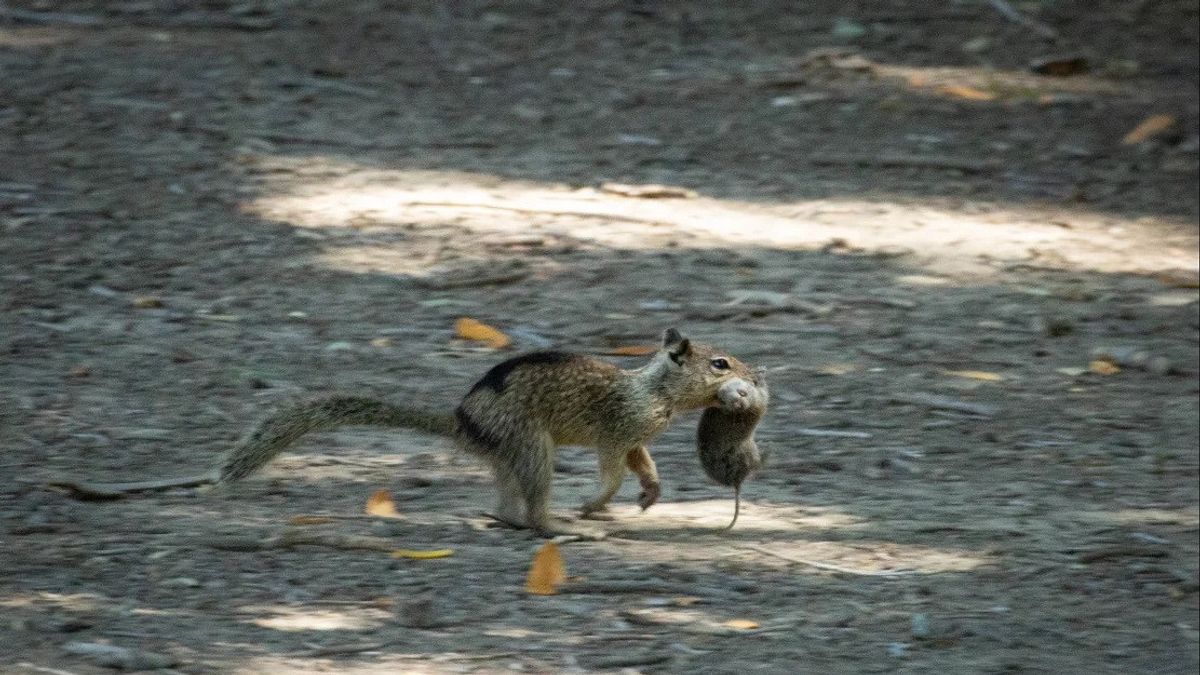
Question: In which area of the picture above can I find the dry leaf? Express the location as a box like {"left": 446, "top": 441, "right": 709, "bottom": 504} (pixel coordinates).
{"left": 817, "top": 363, "right": 858, "bottom": 376}
{"left": 525, "top": 542, "right": 567, "bottom": 595}
{"left": 723, "top": 619, "right": 760, "bottom": 630}
{"left": 938, "top": 85, "right": 995, "bottom": 101}
{"left": 370, "top": 337, "right": 393, "bottom": 348}
{"left": 132, "top": 296, "right": 164, "bottom": 308}
{"left": 288, "top": 515, "right": 335, "bottom": 526}
{"left": 455, "top": 317, "right": 512, "bottom": 349}
{"left": 1029, "top": 55, "right": 1089, "bottom": 77}
{"left": 391, "top": 549, "right": 454, "bottom": 560}
{"left": 1121, "top": 114, "right": 1176, "bottom": 145}
{"left": 68, "top": 365, "right": 91, "bottom": 378}
{"left": 1089, "top": 360, "right": 1121, "bottom": 376}
{"left": 1056, "top": 367, "right": 1087, "bottom": 377}
{"left": 365, "top": 489, "right": 401, "bottom": 518}
{"left": 944, "top": 370, "right": 1004, "bottom": 382}
{"left": 607, "top": 345, "right": 658, "bottom": 356}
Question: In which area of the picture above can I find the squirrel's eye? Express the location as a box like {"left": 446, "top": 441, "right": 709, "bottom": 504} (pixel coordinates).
{"left": 710, "top": 358, "right": 730, "bottom": 370}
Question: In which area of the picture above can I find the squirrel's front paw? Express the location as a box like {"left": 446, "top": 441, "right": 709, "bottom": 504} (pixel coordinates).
{"left": 637, "top": 481, "right": 661, "bottom": 511}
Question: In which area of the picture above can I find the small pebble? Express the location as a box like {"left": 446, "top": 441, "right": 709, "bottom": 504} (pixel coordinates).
{"left": 911, "top": 613, "right": 930, "bottom": 639}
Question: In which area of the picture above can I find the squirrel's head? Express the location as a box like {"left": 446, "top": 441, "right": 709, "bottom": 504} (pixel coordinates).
{"left": 654, "top": 327, "right": 755, "bottom": 411}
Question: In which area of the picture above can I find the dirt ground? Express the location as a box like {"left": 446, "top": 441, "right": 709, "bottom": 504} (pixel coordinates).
{"left": 2, "top": 1, "right": 1199, "bottom": 673}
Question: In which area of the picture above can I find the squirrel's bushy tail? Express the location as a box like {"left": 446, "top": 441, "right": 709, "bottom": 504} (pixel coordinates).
{"left": 216, "top": 396, "right": 457, "bottom": 482}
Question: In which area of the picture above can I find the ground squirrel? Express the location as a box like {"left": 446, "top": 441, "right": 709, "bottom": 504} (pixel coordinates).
{"left": 697, "top": 369, "right": 769, "bottom": 529}
{"left": 56, "top": 328, "right": 754, "bottom": 539}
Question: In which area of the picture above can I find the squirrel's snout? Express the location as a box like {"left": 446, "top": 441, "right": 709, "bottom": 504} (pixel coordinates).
{"left": 726, "top": 383, "right": 752, "bottom": 410}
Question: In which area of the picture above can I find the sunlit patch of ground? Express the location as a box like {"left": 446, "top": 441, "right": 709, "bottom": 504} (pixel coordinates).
{"left": 242, "top": 159, "right": 1198, "bottom": 279}
{"left": 0, "top": 592, "right": 106, "bottom": 612}
{"left": 604, "top": 500, "right": 991, "bottom": 575}
{"left": 241, "top": 604, "right": 391, "bottom": 632}
{"left": 1069, "top": 507, "right": 1200, "bottom": 527}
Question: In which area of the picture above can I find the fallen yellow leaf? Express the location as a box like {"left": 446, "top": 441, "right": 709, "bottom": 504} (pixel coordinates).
{"left": 938, "top": 85, "right": 996, "bottom": 101}
{"left": 944, "top": 369, "right": 1004, "bottom": 382}
{"left": 1089, "top": 360, "right": 1121, "bottom": 376}
{"left": 365, "top": 489, "right": 401, "bottom": 518}
{"left": 1121, "top": 114, "right": 1176, "bottom": 145}
{"left": 391, "top": 549, "right": 454, "bottom": 559}
{"left": 818, "top": 363, "right": 858, "bottom": 376}
{"left": 288, "top": 515, "right": 335, "bottom": 526}
{"left": 723, "top": 619, "right": 760, "bottom": 630}
{"left": 132, "top": 296, "right": 164, "bottom": 308}
{"left": 455, "top": 317, "right": 512, "bottom": 349}
{"left": 370, "top": 337, "right": 393, "bottom": 348}
{"left": 607, "top": 345, "right": 658, "bottom": 356}
{"left": 525, "top": 542, "right": 567, "bottom": 595}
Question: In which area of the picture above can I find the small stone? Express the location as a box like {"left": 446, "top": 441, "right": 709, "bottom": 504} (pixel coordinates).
{"left": 911, "top": 613, "right": 930, "bottom": 639}
{"left": 1042, "top": 316, "right": 1074, "bottom": 337}
{"left": 831, "top": 17, "right": 867, "bottom": 39}
{"left": 48, "top": 617, "right": 93, "bottom": 633}
{"left": 1030, "top": 55, "right": 1089, "bottom": 76}
{"left": 1147, "top": 356, "right": 1175, "bottom": 376}
{"left": 962, "top": 36, "right": 991, "bottom": 53}
{"left": 399, "top": 597, "right": 438, "bottom": 629}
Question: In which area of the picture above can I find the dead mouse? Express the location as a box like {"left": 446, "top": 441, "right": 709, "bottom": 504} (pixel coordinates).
{"left": 696, "top": 368, "right": 768, "bottom": 530}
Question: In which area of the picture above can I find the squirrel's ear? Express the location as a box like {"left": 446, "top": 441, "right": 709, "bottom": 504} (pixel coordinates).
{"left": 663, "top": 328, "right": 691, "bottom": 365}
{"left": 669, "top": 339, "right": 691, "bottom": 365}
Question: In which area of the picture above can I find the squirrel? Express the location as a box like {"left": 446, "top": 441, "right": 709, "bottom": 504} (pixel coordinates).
{"left": 696, "top": 368, "right": 769, "bottom": 530}
{"left": 54, "top": 328, "right": 755, "bottom": 539}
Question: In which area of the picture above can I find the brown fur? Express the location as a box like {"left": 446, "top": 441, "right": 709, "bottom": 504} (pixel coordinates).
{"left": 447, "top": 328, "right": 753, "bottom": 536}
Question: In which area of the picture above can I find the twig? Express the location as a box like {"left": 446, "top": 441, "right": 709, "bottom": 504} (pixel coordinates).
{"left": 436, "top": 652, "right": 520, "bottom": 662}
{"left": 1077, "top": 545, "right": 1168, "bottom": 564}
{"left": 795, "top": 428, "right": 874, "bottom": 439}
{"left": 15, "top": 664, "right": 85, "bottom": 675}
{"left": 888, "top": 393, "right": 1000, "bottom": 417}
{"left": 286, "top": 514, "right": 406, "bottom": 528}
{"left": 557, "top": 580, "right": 741, "bottom": 599}
{"left": 278, "top": 76, "right": 382, "bottom": 100}
{"left": 0, "top": 6, "right": 104, "bottom": 26}
{"left": 985, "top": 0, "right": 1060, "bottom": 40}
{"left": 204, "top": 530, "right": 413, "bottom": 552}
{"left": 48, "top": 473, "right": 218, "bottom": 500}
{"left": 809, "top": 153, "right": 1000, "bottom": 174}
{"left": 298, "top": 642, "right": 391, "bottom": 658}
{"left": 402, "top": 201, "right": 675, "bottom": 227}
{"left": 585, "top": 653, "right": 674, "bottom": 669}
{"left": 415, "top": 267, "right": 531, "bottom": 290}
{"left": 744, "top": 545, "right": 917, "bottom": 577}
{"left": 191, "top": 123, "right": 494, "bottom": 150}
{"left": 277, "top": 531, "right": 401, "bottom": 551}
{"left": 842, "top": 295, "right": 917, "bottom": 310}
